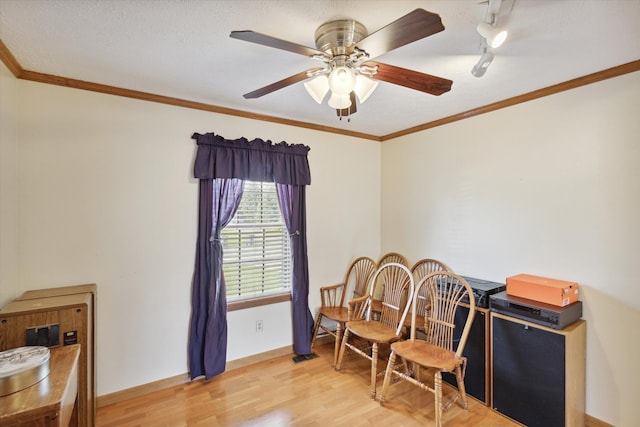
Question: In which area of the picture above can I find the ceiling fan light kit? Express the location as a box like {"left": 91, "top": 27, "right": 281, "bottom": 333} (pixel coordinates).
{"left": 327, "top": 59, "right": 356, "bottom": 95}
{"left": 303, "top": 75, "right": 330, "bottom": 103}
{"left": 353, "top": 75, "right": 378, "bottom": 103}
{"left": 328, "top": 92, "right": 352, "bottom": 109}
{"left": 230, "top": 8, "right": 453, "bottom": 121}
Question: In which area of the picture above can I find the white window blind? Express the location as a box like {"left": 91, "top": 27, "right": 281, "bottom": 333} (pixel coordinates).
{"left": 222, "top": 181, "right": 292, "bottom": 301}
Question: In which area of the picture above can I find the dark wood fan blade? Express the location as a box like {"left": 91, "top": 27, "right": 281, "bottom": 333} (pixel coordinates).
{"left": 230, "top": 30, "right": 326, "bottom": 58}
{"left": 336, "top": 92, "right": 357, "bottom": 117}
{"left": 243, "top": 67, "right": 325, "bottom": 99}
{"left": 354, "top": 9, "right": 444, "bottom": 60}
{"left": 364, "top": 61, "right": 452, "bottom": 96}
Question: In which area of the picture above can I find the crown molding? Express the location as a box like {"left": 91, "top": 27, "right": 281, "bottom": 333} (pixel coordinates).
{"left": 380, "top": 59, "right": 640, "bottom": 141}
{"left": 0, "top": 39, "right": 23, "bottom": 77}
{"left": 1, "top": 39, "right": 638, "bottom": 142}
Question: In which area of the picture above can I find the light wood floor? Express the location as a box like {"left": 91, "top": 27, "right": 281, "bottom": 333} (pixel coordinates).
{"left": 97, "top": 342, "right": 519, "bottom": 426}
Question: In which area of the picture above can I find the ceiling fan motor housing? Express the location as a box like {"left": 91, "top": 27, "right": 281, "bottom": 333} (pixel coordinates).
{"left": 314, "top": 19, "right": 368, "bottom": 56}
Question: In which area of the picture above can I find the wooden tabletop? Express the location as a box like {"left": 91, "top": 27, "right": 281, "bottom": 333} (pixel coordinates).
{"left": 0, "top": 344, "right": 80, "bottom": 426}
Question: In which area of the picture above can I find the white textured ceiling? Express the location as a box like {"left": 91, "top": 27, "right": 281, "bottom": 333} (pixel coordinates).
{"left": 1, "top": 0, "right": 639, "bottom": 137}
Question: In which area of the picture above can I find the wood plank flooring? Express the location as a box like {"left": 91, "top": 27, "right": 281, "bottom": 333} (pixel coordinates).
{"left": 97, "top": 342, "right": 519, "bottom": 426}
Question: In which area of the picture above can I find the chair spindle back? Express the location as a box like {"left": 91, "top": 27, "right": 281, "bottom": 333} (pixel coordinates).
{"left": 369, "top": 262, "right": 414, "bottom": 336}
{"left": 413, "top": 272, "right": 476, "bottom": 358}
{"left": 410, "top": 258, "right": 451, "bottom": 329}
{"left": 348, "top": 256, "right": 377, "bottom": 301}
{"left": 373, "top": 252, "right": 409, "bottom": 301}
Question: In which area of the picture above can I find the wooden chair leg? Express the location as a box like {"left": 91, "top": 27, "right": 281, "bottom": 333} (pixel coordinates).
{"left": 370, "top": 343, "right": 378, "bottom": 400}
{"left": 455, "top": 363, "right": 469, "bottom": 410}
{"left": 310, "top": 313, "right": 323, "bottom": 350}
{"left": 379, "top": 350, "right": 397, "bottom": 406}
{"left": 335, "top": 329, "right": 350, "bottom": 371}
{"left": 435, "top": 371, "right": 443, "bottom": 427}
{"left": 401, "top": 358, "right": 410, "bottom": 377}
{"left": 333, "top": 322, "right": 342, "bottom": 367}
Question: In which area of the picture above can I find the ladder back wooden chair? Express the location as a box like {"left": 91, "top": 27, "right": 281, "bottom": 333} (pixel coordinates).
{"left": 379, "top": 271, "right": 476, "bottom": 427}
{"left": 310, "top": 256, "right": 376, "bottom": 366}
{"left": 336, "top": 262, "right": 414, "bottom": 400}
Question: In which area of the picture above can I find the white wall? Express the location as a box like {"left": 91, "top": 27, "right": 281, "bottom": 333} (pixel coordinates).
{"left": 4, "top": 58, "right": 638, "bottom": 424}
{"left": 0, "top": 62, "right": 381, "bottom": 395}
{"left": 381, "top": 71, "right": 640, "bottom": 426}
{"left": 0, "top": 63, "right": 20, "bottom": 303}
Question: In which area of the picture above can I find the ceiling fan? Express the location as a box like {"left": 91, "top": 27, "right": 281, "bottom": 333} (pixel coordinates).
{"left": 230, "top": 8, "right": 453, "bottom": 120}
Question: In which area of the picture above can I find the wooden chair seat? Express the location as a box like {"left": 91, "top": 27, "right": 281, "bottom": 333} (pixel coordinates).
{"left": 390, "top": 340, "right": 460, "bottom": 372}
{"left": 318, "top": 306, "right": 349, "bottom": 323}
{"left": 345, "top": 320, "right": 399, "bottom": 344}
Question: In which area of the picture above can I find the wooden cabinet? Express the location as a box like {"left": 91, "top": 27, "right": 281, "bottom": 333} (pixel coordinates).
{"left": 0, "top": 285, "right": 96, "bottom": 427}
{"left": 491, "top": 312, "right": 586, "bottom": 427}
{"left": 0, "top": 345, "right": 80, "bottom": 427}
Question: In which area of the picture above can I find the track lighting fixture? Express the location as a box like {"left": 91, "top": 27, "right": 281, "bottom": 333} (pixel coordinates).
{"left": 471, "top": 49, "right": 495, "bottom": 78}
{"left": 471, "top": 0, "right": 511, "bottom": 78}
{"left": 476, "top": 22, "right": 507, "bottom": 49}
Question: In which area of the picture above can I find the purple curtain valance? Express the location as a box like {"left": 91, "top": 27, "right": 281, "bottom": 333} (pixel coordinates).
{"left": 192, "top": 132, "right": 311, "bottom": 185}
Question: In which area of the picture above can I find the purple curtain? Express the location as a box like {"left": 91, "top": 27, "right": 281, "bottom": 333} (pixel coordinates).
{"left": 189, "top": 178, "right": 244, "bottom": 380}
{"left": 276, "top": 183, "right": 314, "bottom": 355}
{"left": 189, "top": 132, "right": 312, "bottom": 379}
{"left": 193, "top": 133, "right": 311, "bottom": 185}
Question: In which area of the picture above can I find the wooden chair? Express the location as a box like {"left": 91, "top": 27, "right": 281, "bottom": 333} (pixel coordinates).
{"left": 377, "top": 252, "right": 408, "bottom": 266}
{"left": 411, "top": 258, "right": 451, "bottom": 282}
{"left": 379, "top": 271, "right": 476, "bottom": 427}
{"left": 310, "top": 256, "right": 376, "bottom": 366}
{"left": 371, "top": 252, "right": 409, "bottom": 314}
{"left": 405, "top": 258, "right": 451, "bottom": 329}
{"left": 335, "top": 262, "right": 414, "bottom": 400}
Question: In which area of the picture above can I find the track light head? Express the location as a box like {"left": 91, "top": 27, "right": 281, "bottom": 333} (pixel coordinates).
{"left": 477, "top": 22, "right": 507, "bottom": 49}
{"left": 471, "top": 51, "right": 495, "bottom": 78}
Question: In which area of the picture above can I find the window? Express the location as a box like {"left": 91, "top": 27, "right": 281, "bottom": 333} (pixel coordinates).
{"left": 221, "top": 181, "right": 292, "bottom": 303}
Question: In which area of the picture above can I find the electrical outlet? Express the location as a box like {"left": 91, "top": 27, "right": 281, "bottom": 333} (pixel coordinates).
{"left": 256, "top": 320, "right": 263, "bottom": 333}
